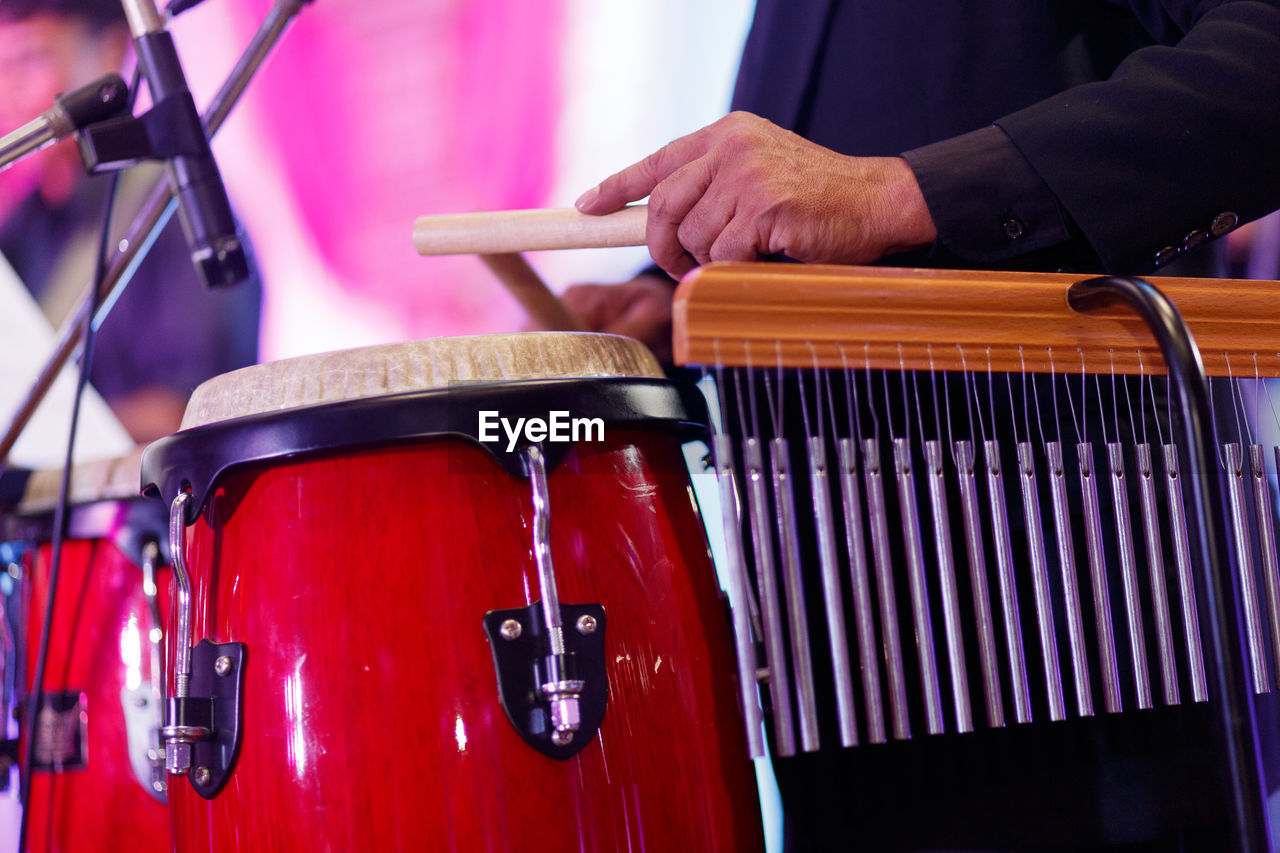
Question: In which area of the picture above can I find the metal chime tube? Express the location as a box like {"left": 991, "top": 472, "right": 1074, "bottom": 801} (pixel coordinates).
{"left": 838, "top": 437, "right": 887, "bottom": 744}
{"left": 710, "top": 435, "right": 765, "bottom": 757}
{"left": 1107, "top": 442, "right": 1154, "bottom": 710}
{"left": 1136, "top": 443, "right": 1181, "bottom": 705}
{"left": 771, "top": 437, "right": 823, "bottom": 749}
{"left": 924, "top": 439, "right": 973, "bottom": 733}
{"left": 1164, "top": 444, "right": 1209, "bottom": 702}
{"left": 893, "top": 437, "right": 945, "bottom": 734}
{"left": 1017, "top": 441, "right": 1066, "bottom": 721}
{"left": 954, "top": 440, "right": 1005, "bottom": 727}
{"left": 1079, "top": 442, "right": 1124, "bottom": 713}
{"left": 808, "top": 434, "right": 860, "bottom": 746}
{"left": 743, "top": 436, "right": 797, "bottom": 755}
{"left": 984, "top": 438, "right": 1033, "bottom": 724}
{"left": 1046, "top": 441, "right": 1095, "bottom": 716}
{"left": 1223, "top": 442, "right": 1271, "bottom": 694}
{"left": 863, "top": 438, "right": 912, "bottom": 739}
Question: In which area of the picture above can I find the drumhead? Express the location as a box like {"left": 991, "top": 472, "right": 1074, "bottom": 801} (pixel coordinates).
{"left": 15, "top": 447, "right": 146, "bottom": 514}
{"left": 179, "top": 332, "right": 664, "bottom": 430}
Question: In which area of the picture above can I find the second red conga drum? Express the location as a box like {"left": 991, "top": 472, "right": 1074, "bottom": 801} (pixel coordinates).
{"left": 3, "top": 450, "right": 169, "bottom": 853}
{"left": 142, "top": 333, "right": 764, "bottom": 851}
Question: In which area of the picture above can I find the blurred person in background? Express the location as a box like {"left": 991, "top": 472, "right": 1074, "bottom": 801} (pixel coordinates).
{"left": 0, "top": 0, "right": 260, "bottom": 443}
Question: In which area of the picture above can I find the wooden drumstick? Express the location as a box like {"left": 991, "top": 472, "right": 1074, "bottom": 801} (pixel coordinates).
{"left": 413, "top": 205, "right": 647, "bottom": 255}
{"left": 479, "top": 252, "right": 583, "bottom": 331}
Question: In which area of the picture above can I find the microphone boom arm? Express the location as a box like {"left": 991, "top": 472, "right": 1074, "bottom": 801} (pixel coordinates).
{"left": 0, "top": 75, "right": 130, "bottom": 172}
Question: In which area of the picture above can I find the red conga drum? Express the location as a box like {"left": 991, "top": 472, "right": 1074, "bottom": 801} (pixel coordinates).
{"left": 141, "top": 333, "right": 764, "bottom": 851}
{"left": 1, "top": 449, "right": 169, "bottom": 853}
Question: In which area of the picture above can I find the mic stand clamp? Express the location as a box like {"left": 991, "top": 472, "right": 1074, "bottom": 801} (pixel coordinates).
{"left": 76, "top": 91, "right": 251, "bottom": 289}
{"left": 76, "top": 92, "right": 214, "bottom": 173}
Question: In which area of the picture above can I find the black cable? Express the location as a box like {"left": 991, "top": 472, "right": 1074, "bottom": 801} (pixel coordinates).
{"left": 17, "top": 66, "right": 140, "bottom": 853}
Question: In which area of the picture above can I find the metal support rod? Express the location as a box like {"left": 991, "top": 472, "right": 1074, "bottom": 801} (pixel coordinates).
{"left": 141, "top": 538, "right": 167, "bottom": 706}
{"left": 523, "top": 445, "right": 588, "bottom": 747}
{"left": 158, "top": 491, "right": 203, "bottom": 780}
{"left": 1068, "top": 275, "right": 1271, "bottom": 853}
{"left": 525, "top": 445, "right": 566, "bottom": 656}
{"left": 0, "top": 74, "right": 128, "bottom": 171}
{"left": 0, "top": 114, "right": 62, "bottom": 169}
{"left": 167, "top": 493, "right": 193, "bottom": 700}
{"left": 140, "top": 538, "right": 168, "bottom": 795}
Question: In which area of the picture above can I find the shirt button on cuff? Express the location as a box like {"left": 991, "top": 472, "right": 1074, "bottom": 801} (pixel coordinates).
{"left": 1210, "top": 211, "right": 1239, "bottom": 237}
{"left": 1003, "top": 218, "right": 1025, "bottom": 239}
{"left": 1183, "top": 229, "right": 1208, "bottom": 252}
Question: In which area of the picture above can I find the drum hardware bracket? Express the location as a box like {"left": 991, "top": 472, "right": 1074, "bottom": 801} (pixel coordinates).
{"left": 483, "top": 602, "right": 607, "bottom": 760}
{"left": 161, "top": 639, "right": 246, "bottom": 799}
{"left": 29, "top": 690, "right": 88, "bottom": 770}
{"left": 489, "top": 443, "right": 609, "bottom": 758}
{"left": 122, "top": 681, "right": 167, "bottom": 801}
{"left": 135, "top": 538, "right": 168, "bottom": 799}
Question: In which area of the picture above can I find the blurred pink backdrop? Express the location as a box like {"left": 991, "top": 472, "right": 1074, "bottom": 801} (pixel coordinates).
{"left": 173, "top": 0, "right": 565, "bottom": 353}
{"left": 164, "top": 0, "right": 750, "bottom": 359}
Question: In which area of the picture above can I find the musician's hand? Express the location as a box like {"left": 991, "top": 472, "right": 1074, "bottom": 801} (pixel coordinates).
{"left": 575, "top": 111, "right": 937, "bottom": 279}
{"left": 558, "top": 274, "right": 674, "bottom": 363}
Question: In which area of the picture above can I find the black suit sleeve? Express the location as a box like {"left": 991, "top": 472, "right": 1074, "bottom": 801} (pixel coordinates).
{"left": 901, "top": 0, "right": 1280, "bottom": 274}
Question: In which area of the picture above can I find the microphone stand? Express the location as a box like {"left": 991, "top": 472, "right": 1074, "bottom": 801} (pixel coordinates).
{"left": 0, "top": 0, "right": 313, "bottom": 466}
